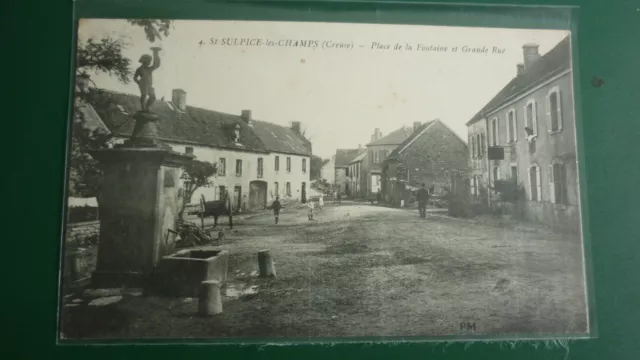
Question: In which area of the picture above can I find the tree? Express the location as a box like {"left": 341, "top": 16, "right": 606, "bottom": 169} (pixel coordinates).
{"left": 69, "top": 20, "right": 174, "bottom": 200}
{"left": 178, "top": 160, "right": 217, "bottom": 220}
{"left": 310, "top": 155, "right": 324, "bottom": 180}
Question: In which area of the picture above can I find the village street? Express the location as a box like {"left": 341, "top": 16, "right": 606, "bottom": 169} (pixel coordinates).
{"left": 61, "top": 202, "right": 588, "bottom": 339}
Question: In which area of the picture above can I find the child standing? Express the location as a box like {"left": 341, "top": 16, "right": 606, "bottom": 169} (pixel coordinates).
{"left": 307, "top": 199, "right": 315, "bottom": 221}
{"left": 272, "top": 196, "right": 282, "bottom": 224}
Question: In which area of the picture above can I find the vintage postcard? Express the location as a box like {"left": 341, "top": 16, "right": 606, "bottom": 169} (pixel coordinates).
{"left": 61, "top": 18, "right": 590, "bottom": 341}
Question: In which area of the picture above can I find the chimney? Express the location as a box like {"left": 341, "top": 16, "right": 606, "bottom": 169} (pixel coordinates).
{"left": 516, "top": 63, "right": 525, "bottom": 76}
{"left": 413, "top": 121, "right": 422, "bottom": 132}
{"left": 291, "top": 121, "right": 301, "bottom": 134}
{"left": 241, "top": 110, "right": 252, "bottom": 125}
{"left": 522, "top": 43, "right": 540, "bottom": 71}
{"left": 171, "top": 89, "right": 187, "bottom": 111}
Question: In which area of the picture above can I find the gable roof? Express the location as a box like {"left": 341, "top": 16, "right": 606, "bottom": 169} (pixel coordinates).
{"left": 386, "top": 120, "right": 437, "bottom": 160}
{"left": 86, "top": 89, "right": 311, "bottom": 156}
{"left": 334, "top": 149, "right": 361, "bottom": 167}
{"left": 466, "top": 36, "right": 571, "bottom": 126}
{"left": 366, "top": 125, "right": 412, "bottom": 146}
{"left": 349, "top": 150, "right": 368, "bottom": 164}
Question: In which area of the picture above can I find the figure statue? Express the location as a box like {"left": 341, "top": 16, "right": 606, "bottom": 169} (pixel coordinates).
{"left": 134, "top": 47, "right": 162, "bottom": 111}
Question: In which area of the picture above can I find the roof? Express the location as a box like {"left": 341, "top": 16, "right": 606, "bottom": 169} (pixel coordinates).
{"left": 334, "top": 149, "right": 361, "bottom": 167}
{"left": 86, "top": 89, "right": 311, "bottom": 156}
{"left": 466, "top": 36, "right": 571, "bottom": 126}
{"left": 75, "top": 99, "right": 111, "bottom": 136}
{"left": 366, "top": 126, "right": 412, "bottom": 146}
{"left": 349, "top": 150, "right": 368, "bottom": 164}
{"left": 386, "top": 120, "right": 437, "bottom": 160}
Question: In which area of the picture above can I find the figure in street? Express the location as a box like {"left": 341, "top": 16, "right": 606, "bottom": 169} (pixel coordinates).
{"left": 272, "top": 196, "right": 282, "bottom": 224}
{"left": 307, "top": 199, "right": 315, "bottom": 221}
{"left": 134, "top": 47, "right": 161, "bottom": 111}
{"left": 416, "top": 183, "right": 430, "bottom": 219}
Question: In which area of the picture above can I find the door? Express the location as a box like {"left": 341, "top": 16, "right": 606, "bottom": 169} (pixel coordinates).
{"left": 301, "top": 182, "right": 307, "bottom": 203}
{"left": 234, "top": 186, "right": 242, "bottom": 213}
{"left": 249, "top": 181, "right": 267, "bottom": 209}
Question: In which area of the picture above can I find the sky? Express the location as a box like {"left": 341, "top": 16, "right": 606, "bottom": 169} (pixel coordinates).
{"left": 77, "top": 20, "right": 569, "bottom": 159}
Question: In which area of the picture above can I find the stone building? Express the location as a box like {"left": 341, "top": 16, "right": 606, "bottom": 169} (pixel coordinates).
{"left": 381, "top": 119, "right": 468, "bottom": 206}
{"left": 465, "top": 36, "right": 580, "bottom": 232}
{"left": 89, "top": 88, "right": 312, "bottom": 210}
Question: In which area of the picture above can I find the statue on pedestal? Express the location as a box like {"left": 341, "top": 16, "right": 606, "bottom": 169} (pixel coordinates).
{"left": 134, "top": 47, "right": 162, "bottom": 111}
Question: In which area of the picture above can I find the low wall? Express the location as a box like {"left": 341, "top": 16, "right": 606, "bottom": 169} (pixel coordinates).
{"left": 65, "top": 221, "right": 100, "bottom": 245}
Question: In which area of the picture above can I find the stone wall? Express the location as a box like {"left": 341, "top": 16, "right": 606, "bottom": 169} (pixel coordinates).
{"left": 65, "top": 221, "right": 100, "bottom": 245}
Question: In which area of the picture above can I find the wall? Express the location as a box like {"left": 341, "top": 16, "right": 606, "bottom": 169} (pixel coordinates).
{"left": 114, "top": 138, "right": 312, "bottom": 209}
{"left": 389, "top": 121, "right": 469, "bottom": 201}
{"left": 482, "top": 72, "right": 580, "bottom": 232}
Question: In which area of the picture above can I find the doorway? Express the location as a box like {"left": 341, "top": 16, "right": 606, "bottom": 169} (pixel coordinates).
{"left": 249, "top": 181, "right": 267, "bottom": 209}
{"left": 233, "top": 186, "right": 242, "bottom": 213}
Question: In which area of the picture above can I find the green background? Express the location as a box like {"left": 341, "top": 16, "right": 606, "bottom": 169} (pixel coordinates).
{"left": 5, "top": 0, "right": 639, "bottom": 358}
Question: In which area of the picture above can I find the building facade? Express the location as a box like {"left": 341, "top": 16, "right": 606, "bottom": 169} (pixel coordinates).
{"left": 466, "top": 36, "right": 580, "bottom": 232}
{"left": 381, "top": 120, "right": 469, "bottom": 206}
{"left": 93, "top": 88, "right": 312, "bottom": 212}
{"left": 347, "top": 151, "right": 368, "bottom": 198}
{"left": 334, "top": 149, "right": 360, "bottom": 195}
{"left": 365, "top": 126, "right": 413, "bottom": 195}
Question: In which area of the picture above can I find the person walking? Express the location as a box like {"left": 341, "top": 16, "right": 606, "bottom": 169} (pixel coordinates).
{"left": 416, "top": 183, "right": 430, "bottom": 219}
{"left": 272, "top": 196, "right": 282, "bottom": 224}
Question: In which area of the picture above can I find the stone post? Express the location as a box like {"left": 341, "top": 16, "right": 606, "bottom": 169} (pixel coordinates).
{"left": 198, "top": 280, "right": 223, "bottom": 316}
{"left": 89, "top": 110, "right": 194, "bottom": 288}
{"left": 258, "top": 249, "right": 277, "bottom": 278}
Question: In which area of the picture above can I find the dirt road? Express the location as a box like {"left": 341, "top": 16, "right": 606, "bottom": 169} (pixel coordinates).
{"left": 61, "top": 202, "right": 588, "bottom": 339}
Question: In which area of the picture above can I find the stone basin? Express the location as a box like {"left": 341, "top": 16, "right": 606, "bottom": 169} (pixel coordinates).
{"left": 146, "top": 249, "right": 229, "bottom": 297}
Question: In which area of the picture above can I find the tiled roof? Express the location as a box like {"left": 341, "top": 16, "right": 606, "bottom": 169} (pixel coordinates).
{"left": 386, "top": 120, "right": 437, "bottom": 160}
{"left": 467, "top": 36, "right": 571, "bottom": 126}
{"left": 250, "top": 120, "right": 312, "bottom": 156}
{"left": 334, "top": 149, "right": 361, "bottom": 167}
{"left": 366, "top": 126, "right": 412, "bottom": 146}
{"left": 86, "top": 89, "right": 311, "bottom": 155}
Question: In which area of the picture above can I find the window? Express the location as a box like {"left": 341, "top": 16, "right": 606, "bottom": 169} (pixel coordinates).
{"left": 345, "top": 168, "right": 350, "bottom": 177}
{"left": 471, "top": 136, "right": 477, "bottom": 158}
{"left": 218, "top": 158, "right": 226, "bottom": 176}
{"left": 511, "top": 165, "right": 518, "bottom": 183}
{"left": 236, "top": 159, "right": 242, "bottom": 176}
{"left": 549, "top": 163, "right": 568, "bottom": 205}
{"left": 527, "top": 165, "right": 542, "bottom": 201}
{"left": 480, "top": 133, "right": 485, "bottom": 157}
{"left": 286, "top": 182, "right": 291, "bottom": 196}
{"left": 185, "top": 147, "right": 194, "bottom": 155}
{"left": 524, "top": 100, "right": 538, "bottom": 137}
{"left": 257, "top": 158, "right": 263, "bottom": 178}
{"left": 373, "top": 150, "right": 380, "bottom": 164}
{"left": 470, "top": 176, "right": 478, "bottom": 196}
{"left": 275, "top": 156, "right": 280, "bottom": 171}
{"left": 274, "top": 182, "right": 279, "bottom": 196}
{"left": 507, "top": 109, "right": 517, "bottom": 143}
{"left": 286, "top": 157, "right": 291, "bottom": 172}
{"left": 547, "top": 87, "right": 563, "bottom": 133}
{"left": 218, "top": 186, "right": 226, "bottom": 200}
{"left": 493, "top": 166, "right": 500, "bottom": 184}
{"left": 381, "top": 149, "right": 388, "bottom": 162}
{"left": 491, "top": 117, "right": 499, "bottom": 146}
{"left": 476, "top": 134, "right": 482, "bottom": 157}
{"left": 302, "top": 158, "right": 307, "bottom": 173}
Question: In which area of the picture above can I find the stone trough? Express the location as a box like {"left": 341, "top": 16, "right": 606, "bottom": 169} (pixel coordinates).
{"left": 146, "top": 249, "right": 229, "bottom": 297}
